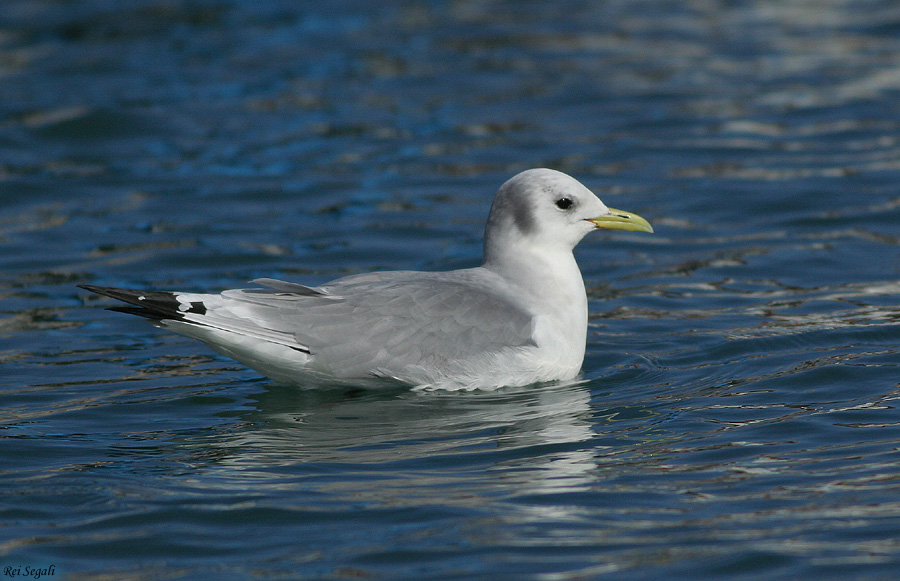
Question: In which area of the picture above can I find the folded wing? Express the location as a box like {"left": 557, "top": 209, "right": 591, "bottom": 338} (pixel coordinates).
{"left": 81, "top": 270, "right": 536, "bottom": 381}
{"left": 223, "top": 271, "right": 536, "bottom": 378}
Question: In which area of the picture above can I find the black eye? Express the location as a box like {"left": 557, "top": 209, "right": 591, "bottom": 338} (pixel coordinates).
{"left": 555, "top": 197, "right": 574, "bottom": 210}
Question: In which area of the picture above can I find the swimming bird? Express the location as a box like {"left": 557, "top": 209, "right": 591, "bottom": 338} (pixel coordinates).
{"left": 79, "top": 168, "right": 652, "bottom": 390}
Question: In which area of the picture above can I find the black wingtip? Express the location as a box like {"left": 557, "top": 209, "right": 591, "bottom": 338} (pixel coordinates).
{"left": 78, "top": 284, "right": 205, "bottom": 320}
{"left": 78, "top": 284, "right": 117, "bottom": 299}
{"left": 77, "top": 284, "right": 101, "bottom": 292}
{"left": 78, "top": 284, "right": 151, "bottom": 306}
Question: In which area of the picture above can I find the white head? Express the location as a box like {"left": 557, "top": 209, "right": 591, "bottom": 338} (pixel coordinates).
{"left": 483, "top": 168, "right": 652, "bottom": 264}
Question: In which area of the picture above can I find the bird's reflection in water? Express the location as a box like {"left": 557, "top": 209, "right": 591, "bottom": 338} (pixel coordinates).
{"left": 177, "top": 381, "right": 642, "bottom": 507}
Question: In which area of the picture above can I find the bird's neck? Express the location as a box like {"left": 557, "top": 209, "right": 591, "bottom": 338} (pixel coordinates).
{"left": 484, "top": 243, "right": 589, "bottom": 368}
{"left": 483, "top": 242, "right": 587, "bottom": 308}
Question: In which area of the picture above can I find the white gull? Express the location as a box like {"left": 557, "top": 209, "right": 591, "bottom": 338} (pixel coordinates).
{"left": 80, "top": 168, "right": 653, "bottom": 390}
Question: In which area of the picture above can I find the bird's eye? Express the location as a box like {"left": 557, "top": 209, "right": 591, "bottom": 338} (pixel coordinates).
{"left": 555, "top": 197, "right": 574, "bottom": 210}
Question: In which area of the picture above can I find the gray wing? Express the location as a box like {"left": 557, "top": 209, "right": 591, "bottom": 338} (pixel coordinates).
{"left": 222, "top": 271, "right": 536, "bottom": 377}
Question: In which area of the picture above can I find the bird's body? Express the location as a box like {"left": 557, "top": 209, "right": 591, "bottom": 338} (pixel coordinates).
{"left": 80, "top": 169, "right": 652, "bottom": 390}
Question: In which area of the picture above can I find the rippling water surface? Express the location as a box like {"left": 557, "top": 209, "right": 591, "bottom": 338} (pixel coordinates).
{"left": 3, "top": 1, "right": 900, "bottom": 578}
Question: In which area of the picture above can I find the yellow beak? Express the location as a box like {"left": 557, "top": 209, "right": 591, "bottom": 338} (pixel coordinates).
{"left": 587, "top": 208, "right": 654, "bottom": 233}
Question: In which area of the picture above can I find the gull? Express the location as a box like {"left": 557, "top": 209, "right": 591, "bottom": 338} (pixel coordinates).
{"left": 79, "top": 168, "right": 653, "bottom": 390}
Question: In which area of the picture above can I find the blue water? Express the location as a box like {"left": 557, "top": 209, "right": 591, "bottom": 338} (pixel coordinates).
{"left": 3, "top": 0, "right": 900, "bottom": 578}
